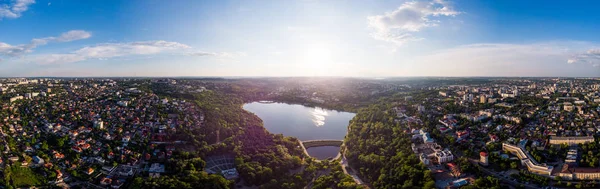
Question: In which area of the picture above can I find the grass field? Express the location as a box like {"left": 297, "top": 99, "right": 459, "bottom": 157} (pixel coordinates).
{"left": 6, "top": 165, "right": 44, "bottom": 187}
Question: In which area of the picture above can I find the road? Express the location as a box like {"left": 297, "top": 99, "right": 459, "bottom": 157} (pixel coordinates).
{"left": 337, "top": 126, "right": 368, "bottom": 187}
{"left": 340, "top": 154, "right": 365, "bottom": 186}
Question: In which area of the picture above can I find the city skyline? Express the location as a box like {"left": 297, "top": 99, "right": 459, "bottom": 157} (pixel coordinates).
{"left": 1, "top": 0, "right": 599, "bottom": 77}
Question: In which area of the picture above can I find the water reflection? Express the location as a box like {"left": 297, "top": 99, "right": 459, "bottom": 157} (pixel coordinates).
{"left": 311, "top": 107, "right": 329, "bottom": 126}
{"left": 242, "top": 102, "right": 355, "bottom": 142}
{"left": 306, "top": 146, "right": 340, "bottom": 160}
{"left": 243, "top": 102, "right": 355, "bottom": 160}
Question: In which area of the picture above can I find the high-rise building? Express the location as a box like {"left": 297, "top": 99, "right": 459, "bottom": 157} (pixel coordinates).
{"left": 480, "top": 151, "right": 488, "bottom": 166}
{"left": 479, "top": 95, "right": 487, "bottom": 104}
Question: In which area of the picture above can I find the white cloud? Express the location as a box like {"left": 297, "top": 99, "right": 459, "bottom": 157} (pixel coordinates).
{"left": 75, "top": 41, "right": 189, "bottom": 59}
{"left": 187, "top": 51, "right": 247, "bottom": 63}
{"left": 31, "top": 54, "right": 86, "bottom": 65}
{"left": 3, "top": 34, "right": 237, "bottom": 65}
{"left": 30, "top": 40, "right": 191, "bottom": 64}
{"left": 55, "top": 30, "right": 92, "bottom": 42}
{"left": 409, "top": 43, "right": 599, "bottom": 77}
{"left": 568, "top": 48, "right": 600, "bottom": 67}
{"left": 30, "top": 30, "right": 92, "bottom": 46}
{"left": 368, "top": 0, "right": 460, "bottom": 45}
{"left": 0, "top": 0, "right": 35, "bottom": 20}
{"left": 0, "top": 30, "right": 91, "bottom": 57}
{"left": 188, "top": 51, "right": 246, "bottom": 58}
{"left": 188, "top": 52, "right": 218, "bottom": 56}
{"left": 0, "top": 42, "right": 31, "bottom": 56}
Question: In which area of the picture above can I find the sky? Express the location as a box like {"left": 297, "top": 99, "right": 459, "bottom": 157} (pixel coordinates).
{"left": 0, "top": 0, "right": 599, "bottom": 77}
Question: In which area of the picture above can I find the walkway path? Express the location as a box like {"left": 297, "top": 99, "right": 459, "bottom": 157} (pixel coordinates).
{"left": 341, "top": 154, "right": 365, "bottom": 185}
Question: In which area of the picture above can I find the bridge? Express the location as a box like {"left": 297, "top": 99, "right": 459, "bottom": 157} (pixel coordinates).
{"left": 302, "top": 139, "right": 343, "bottom": 148}
{"left": 298, "top": 139, "right": 344, "bottom": 161}
{"left": 297, "top": 138, "right": 366, "bottom": 186}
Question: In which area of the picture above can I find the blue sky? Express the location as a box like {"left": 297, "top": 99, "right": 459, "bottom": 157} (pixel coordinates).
{"left": 0, "top": 0, "right": 599, "bottom": 77}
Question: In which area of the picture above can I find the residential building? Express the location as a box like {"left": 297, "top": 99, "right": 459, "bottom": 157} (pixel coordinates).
{"left": 480, "top": 95, "right": 487, "bottom": 103}
{"left": 435, "top": 149, "right": 454, "bottom": 163}
{"left": 522, "top": 159, "right": 553, "bottom": 176}
{"left": 558, "top": 164, "right": 600, "bottom": 180}
{"left": 564, "top": 102, "right": 574, "bottom": 112}
{"left": 32, "top": 156, "right": 44, "bottom": 164}
{"left": 503, "top": 143, "right": 527, "bottom": 159}
{"left": 419, "top": 153, "right": 430, "bottom": 165}
{"left": 93, "top": 119, "right": 104, "bottom": 129}
{"left": 9, "top": 96, "right": 23, "bottom": 102}
{"left": 480, "top": 151, "right": 489, "bottom": 166}
{"left": 549, "top": 136, "right": 594, "bottom": 146}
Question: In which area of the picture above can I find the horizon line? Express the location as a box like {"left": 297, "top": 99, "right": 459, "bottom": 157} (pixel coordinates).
{"left": 1, "top": 76, "right": 599, "bottom": 79}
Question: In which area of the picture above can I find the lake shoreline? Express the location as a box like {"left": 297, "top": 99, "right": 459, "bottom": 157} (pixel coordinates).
{"left": 243, "top": 101, "right": 355, "bottom": 159}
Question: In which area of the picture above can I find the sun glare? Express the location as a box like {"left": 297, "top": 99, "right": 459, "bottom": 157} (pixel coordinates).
{"left": 301, "top": 45, "right": 334, "bottom": 75}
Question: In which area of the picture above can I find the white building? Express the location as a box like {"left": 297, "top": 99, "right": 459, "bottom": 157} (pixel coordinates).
{"left": 522, "top": 159, "right": 553, "bottom": 176}
{"left": 32, "top": 156, "right": 45, "bottom": 164}
{"left": 435, "top": 149, "right": 454, "bottom": 163}
{"left": 122, "top": 135, "right": 131, "bottom": 143}
{"left": 45, "top": 123, "right": 54, "bottom": 132}
{"left": 117, "top": 101, "right": 129, "bottom": 107}
{"left": 419, "top": 153, "right": 430, "bottom": 165}
{"left": 549, "top": 136, "right": 594, "bottom": 146}
{"left": 503, "top": 143, "right": 554, "bottom": 176}
{"left": 564, "top": 102, "right": 574, "bottom": 112}
{"left": 10, "top": 96, "right": 23, "bottom": 102}
{"left": 566, "top": 149, "right": 577, "bottom": 163}
{"left": 94, "top": 119, "right": 104, "bottom": 129}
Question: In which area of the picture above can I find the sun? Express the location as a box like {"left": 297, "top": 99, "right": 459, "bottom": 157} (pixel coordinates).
{"left": 301, "top": 45, "right": 334, "bottom": 75}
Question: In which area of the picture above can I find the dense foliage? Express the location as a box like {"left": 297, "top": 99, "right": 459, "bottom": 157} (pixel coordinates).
{"left": 344, "top": 100, "right": 435, "bottom": 188}
{"left": 138, "top": 172, "right": 232, "bottom": 189}
{"left": 257, "top": 158, "right": 363, "bottom": 189}
{"left": 149, "top": 84, "right": 305, "bottom": 187}
{"left": 2, "top": 165, "right": 46, "bottom": 188}
{"left": 310, "top": 162, "right": 363, "bottom": 189}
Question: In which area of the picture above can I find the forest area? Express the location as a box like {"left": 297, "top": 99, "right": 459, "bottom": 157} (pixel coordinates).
{"left": 146, "top": 82, "right": 362, "bottom": 188}
{"left": 344, "top": 100, "right": 436, "bottom": 189}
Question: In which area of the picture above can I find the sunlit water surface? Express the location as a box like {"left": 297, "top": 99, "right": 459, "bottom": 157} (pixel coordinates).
{"left": 243, "top": 102, "right": 355, "bottom": 159}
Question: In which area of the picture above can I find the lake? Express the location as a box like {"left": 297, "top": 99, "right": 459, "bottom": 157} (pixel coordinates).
{"left": 243, "top": 102, "right": 355, "bottom": 159}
